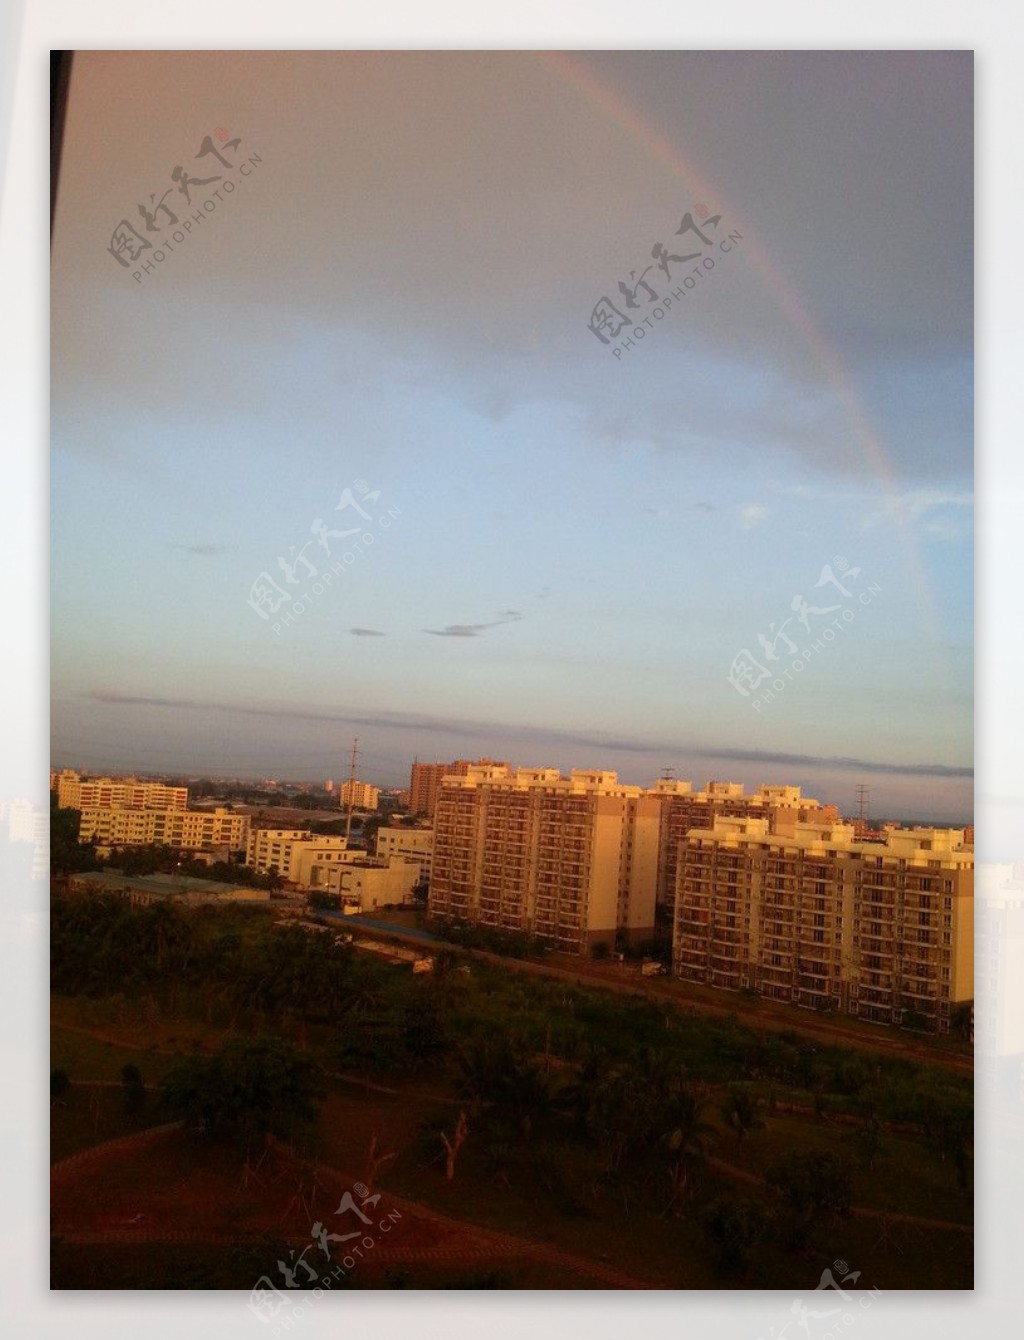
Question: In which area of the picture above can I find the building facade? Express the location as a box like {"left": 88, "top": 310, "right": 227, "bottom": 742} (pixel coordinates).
{"left": 57, "top": 770, "right": 189, "bottom": 813}
{"left": 328, "top": 859, "right": 419, "bottom": 911}
{"left": 429, "top": 765, "right": 659, "bottom": 952}
{"left": 339, "top": 779, "right": 380, "bottom": 812}
{"left": 648, "top": 779, "right": 837, "bottom": 909}
{"left": 409, "top": 758, "right": 509, "bottom": 818}
{"left": 375, "top": 825, "right": 434, "bottom": 884}
{"left": 246, "top": 829, "right": 351, "bottom": 884}
{"left": 673, "top": 816, "right": 973, "bottom": 1032}
{"left": 78, "top": 806, "right": 249, "bottom": 854}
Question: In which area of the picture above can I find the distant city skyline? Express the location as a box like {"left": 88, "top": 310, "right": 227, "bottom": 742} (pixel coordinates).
{"left": 51, "top": 735, "right": 971, "bottom": 825}
{"left": 52, "top": 51, "right": 972, "bottom": 823}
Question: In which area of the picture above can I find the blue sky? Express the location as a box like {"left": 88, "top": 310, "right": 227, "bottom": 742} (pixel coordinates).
{"left": 51, "top": 50, "right": 972, "bottom": 819}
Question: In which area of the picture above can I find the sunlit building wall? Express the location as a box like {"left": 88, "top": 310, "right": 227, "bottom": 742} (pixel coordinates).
{"left": 674, "top": 817, "right": 973, "bottom": 1032}
{"left": 429, "top": 765, "right": 659, "bottom": 952}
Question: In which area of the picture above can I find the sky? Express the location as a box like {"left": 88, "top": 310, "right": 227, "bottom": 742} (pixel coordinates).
{"left": 50, "top": 49, "right": 973, "bottom": 820}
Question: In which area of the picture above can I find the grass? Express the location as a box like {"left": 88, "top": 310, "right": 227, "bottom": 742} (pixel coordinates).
{"left": 50, "top": 1026, "right": 183, "bottom": 1087}
{"left": 50, "top": 1085, "right": 171, "bottom": 1163}
{"left": 49, "top": 967, "right": 973, "bottom": 1289}
{"left": 709, "top": 1112, "right": 972, "bottom": 1224}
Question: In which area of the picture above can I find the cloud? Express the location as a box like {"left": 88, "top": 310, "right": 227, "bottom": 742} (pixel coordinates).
{"left": 424, "top": 625, "right": 490, "bottom": 638}
{"left": 694, "top": 501, "right": 718, "bottom": 512}
{"left": 423, "top": 610, "right": 524, "bottom": 638}
{"left": 860, "top": 488, "right": 973, "bottom": 536}
{"left": 83, "top": 690, "right": 971, "bottom": 779}
{"left": 739, "top": 503, "right": 767, "bottom": 530}
{"left": 166, "top": 542, "right": 229, "bottom": 555}
{"left": 350, "top": 627, "right": 386, "bottom": 637}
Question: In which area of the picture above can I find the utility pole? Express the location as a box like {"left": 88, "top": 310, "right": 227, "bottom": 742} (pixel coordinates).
{"left": 345, "top": 737, "right": 359, "bottom": 843}
{"left": 855, "top": 784, "right": 870, "bottom": 825}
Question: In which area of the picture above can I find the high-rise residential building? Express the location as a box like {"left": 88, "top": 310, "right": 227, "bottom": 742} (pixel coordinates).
{"left": 648, "top": 779, "right": 837, "bottom": 909}
{"left": 78, "top": 806, "right": 248, "bottom": 854}
{"left": 57, "top": 770, "right": 189, "bottom": 813}
{"left": 409, "top": 758, "right": 508, "bottom": 818}
{"left": 673, "top": 815, "right": 973, "bottom": 1032}
{"left": 339, "top": 779, "right": 380, "bottom": 811}
{"left": 429, "top": 765, "right": 660, "bottom": 952}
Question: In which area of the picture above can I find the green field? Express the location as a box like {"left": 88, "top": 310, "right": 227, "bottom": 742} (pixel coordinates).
{"left": 50, "top": 895, "right": 973, "bottom": 1289}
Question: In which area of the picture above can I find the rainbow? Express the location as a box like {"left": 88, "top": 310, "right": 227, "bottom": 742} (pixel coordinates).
{"left": 537, "top": 51, "right": 940, "bottom": 628}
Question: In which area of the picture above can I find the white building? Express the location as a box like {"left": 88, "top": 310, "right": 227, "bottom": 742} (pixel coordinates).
{"left": 375, "top": 826, "right": 434, "bottom": 884}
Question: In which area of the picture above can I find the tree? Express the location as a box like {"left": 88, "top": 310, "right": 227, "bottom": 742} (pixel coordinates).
{"left": 49, "top": 799, "right": 102, "bottom": 876}
{"left": 659, "top": 1083, "right": 716, "bottom": 1215}
{"left": 121, "top": 1063, "right": 146, "bottom": 1120}
{"left": 308, "top": 890, "right": 340, "bottom": 912}
{"left": 160, "top": 1036, "right": 324, "bottom": 1146}
{"left": 362, "top": 1130, "right": 397, "bottom": 1195}
{"left": 719, "top": 1085, "right": 764, "bottom": 1141}
{"left": 440, "top": 1109, "right": 469, "bottom": 1180}
{"left": 765, "top": 1149, "right": 852, "bottom": 1245}
{"left": 702, "top": 1195, "right": 772, "bottom": 1275}
{"left": 854, "top": 1116, "right": 883, "bottom": 1171}
{"left": 950, "top": 1001, "right": 973, "bottom": 1043}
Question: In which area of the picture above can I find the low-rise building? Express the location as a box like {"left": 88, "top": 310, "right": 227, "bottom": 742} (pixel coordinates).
{"left": 327, "top": 858, "right": 419, "bottom": 911}
{"left": 78, "top": 806, "right": 249, "bottom": 855}
{"left": 57, "top": 770, "right": 189, "bottom": 813}
{"left": 246, "top": 829, "right": 357, "bottom": 887}
{"left": 67, "top": 870, "right": 270, "bottom": 906}
{"left": 375, "top": 826, "right": 434, "bottom": 884}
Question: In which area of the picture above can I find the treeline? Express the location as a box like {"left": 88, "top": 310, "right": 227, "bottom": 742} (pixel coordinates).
{"left": 51, "top": 895, "right": 973, "bottom": 1137}
{"left": 427, "top": 916, "right": 551, "bottom": 959}
{"left": 51, "top": 895, "right": 973, "bottom": 1272}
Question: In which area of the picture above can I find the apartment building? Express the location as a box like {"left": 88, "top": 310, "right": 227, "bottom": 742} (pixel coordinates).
{"left": 78, "top": 806, "right": 249, "bottom": 854}
{"left": 409, "top": 758, "right": 508, "bottom": 818}
{"left": 246, "top": 829, "right": 351, "bottom": 884}
{"left": 673, "top": 816, "right": 973, "bottom": 1032}
{"left": 429, "top": 765, "right": 660, "bottom": 952}
{"left": 339, "top": 779, "right": 380, "bottom": 812}
{"left": 375, "top": 826, "right": 434, "bottom": 884}
{"left": 648, "top": 779, "right": 837, "bottom": 909}
{"left": 56, "top": 770, "right": 189, "bottom": 813}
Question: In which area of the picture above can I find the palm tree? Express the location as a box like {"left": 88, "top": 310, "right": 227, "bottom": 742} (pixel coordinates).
{"left": 719, "top": 1085, "right": 764, "bottom": 1141}
{"left": 660, "top": 1084, "right": 716, "bottom": 1216}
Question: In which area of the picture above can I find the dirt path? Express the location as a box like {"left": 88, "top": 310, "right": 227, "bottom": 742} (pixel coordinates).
{"left": 52, "top": 1126, "right": 657, "bottom": 1288}
{"left": 52, "top": 1020, "right": 179, "bottom": 1054}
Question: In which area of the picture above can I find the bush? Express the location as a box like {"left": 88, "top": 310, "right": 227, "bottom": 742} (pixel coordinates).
{"left": 702, "top": 1195, "right": 772, "bottom": 1274}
